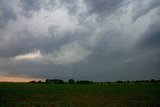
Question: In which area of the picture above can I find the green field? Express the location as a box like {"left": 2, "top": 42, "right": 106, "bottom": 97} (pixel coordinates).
{"left": 0, "top": 83, "right": 160, "bottom": 107}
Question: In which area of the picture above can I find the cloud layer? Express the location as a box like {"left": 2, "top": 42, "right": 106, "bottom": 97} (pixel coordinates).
{"left": 0, "top": 0, "right": 160, "bottom": 81}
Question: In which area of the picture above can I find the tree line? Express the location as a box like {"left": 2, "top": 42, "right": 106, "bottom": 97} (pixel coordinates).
{"left": 29, "top": 79, "right": 93, "bottom": 84}
{"left": 29, "top": 79, "right": 160, "bottom": 84}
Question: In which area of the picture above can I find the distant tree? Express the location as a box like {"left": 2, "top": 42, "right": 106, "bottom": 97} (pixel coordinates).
{"left": 157, "top": 80, "right": 160, "bottom": 83}
{"left": 151, "top": 79, "right": 156, "bottom": 83}
{"left": 45, "top": 79, "right": 50, "bottom": 84}
{"left": 37, "top": 80, "right": 42, "bottom": 84}
{"left": 116, "top": 80, "right": 123, "bottom": 83}
{"left": 68, "top": 79, "right": 75, "bottom": 84}
{"left": 53, "top": 79, "right": 64, "bottom": 84}
{"left": 29, "top": 80, "right": 36, "bottom": 83}
{"left": 45, "top": 79, "right": 65, "bottom": 84}
{"left": 50, "top": 79, "right": 54, "bottom": 84}
{"left": 76, "top": 80, "right": 93, "bottom": 84}
{"left": 127, "top": 80, "right": 129, "bottom": 83}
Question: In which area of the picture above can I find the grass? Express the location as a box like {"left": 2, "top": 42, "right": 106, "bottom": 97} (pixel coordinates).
{"left": 0, "top": 82, "right": 160, "bottom": 107}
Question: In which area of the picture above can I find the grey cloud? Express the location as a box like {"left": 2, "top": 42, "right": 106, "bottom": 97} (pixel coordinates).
{"left": 0, "top": 26, "right": 76, "bottom": 58}
{"left": 0, "top": 0, "right": 160, "bottom": 81}
{"left": 0, "top": 56, "right": 73, "bottom": 79}
{"left": 20, "top": 0, "right": 80, "bottom": 18}
{"left": 20, "top": 0, "right": 41, "bottom": 12}
{"left": 57, "top": 0, "right": 79, "bottom": 15}
{"left": 0, "top": 30, "right": 40, "bottom": 57}
{"left": 132, "top": 0, "right": 160, "bottom": 21}
{"left": 84, "top": 0, "right": 124, "bottom": 15}
{"left": 20, "top": 0, "right": 42, "bottom": 18}
{"left": 136, "top": 20, "right": 160, "bottom": 49}
{"left": 0, "top": 0, "right": 17, "bottom": 29}
{"left": 132, "top": 20, "right": 160, "bottom": 77}
{"left": 35, "top": 24, "right": 80, "bottom": 55}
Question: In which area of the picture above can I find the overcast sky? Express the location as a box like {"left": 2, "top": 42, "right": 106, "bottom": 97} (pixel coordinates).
{"left": 0, "top": 0, "right": 160, "bottom": 81}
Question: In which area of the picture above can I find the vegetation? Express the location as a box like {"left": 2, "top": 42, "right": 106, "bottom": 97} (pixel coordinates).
{"left": 0, "top": 80, "right": 160, "bottom": 107}
{"left": 68, "top": 79, "right": 75, "bottom": 84}
{"left": 45, "top": 79, "right": 65, "bottom": 84}
{"left": 29, "top": 79, "right": 160, "bottom": 84}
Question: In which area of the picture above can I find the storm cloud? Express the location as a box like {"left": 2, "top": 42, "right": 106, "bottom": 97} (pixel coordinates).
{"left": 0, "top": 0, "right": 17, "bottom": 29}
{"left": 0, "top": 0, "right": 160, "bottom": 81}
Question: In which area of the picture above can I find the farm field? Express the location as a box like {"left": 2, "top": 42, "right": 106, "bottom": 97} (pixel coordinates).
{"left": 0, "top": 82, "right": 160, "bottom": 107}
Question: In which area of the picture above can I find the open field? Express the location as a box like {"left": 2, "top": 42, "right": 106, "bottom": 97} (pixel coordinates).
{"left": 0, "top": 82, "right": 160, "bottom": 107}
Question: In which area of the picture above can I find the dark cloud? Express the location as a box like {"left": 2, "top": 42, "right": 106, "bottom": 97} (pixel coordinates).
{"left": 0, "top": 0, "right": 160, "bottom": 81}
{"left": 0, "top": 0, "right": 17, "bottom": 29}
{"left": 20, "top": 0, "right": 42, "bottom": 18}
{"left": 40, "top": 26, "right": 76, "bottom": 54}
{"left": 84, "top": 0, "right": 124, "bottom": 15}
{"left": 20, "top": 0, "right": 41, "bottom": 12}
{"left": 0, "top": 30, "right": 40, "bottom": 57}
{"left": 19, "top": 0, "right": 80, "bottom": 18}
{"left": 58, "top": 0, "right": 79, "bottom": 15}
{"left": 132, "top": 0, "right": 160, "bottom": 21}
{"left": 0, "top": 26, "right": 76, "bottom": 58}
{"left": 136, "top": 20, "right": 160, "bottom": 49}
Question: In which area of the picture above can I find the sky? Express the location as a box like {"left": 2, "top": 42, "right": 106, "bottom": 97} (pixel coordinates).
{"left": 0, "top": 0, "right": 160, "bottom": 82}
